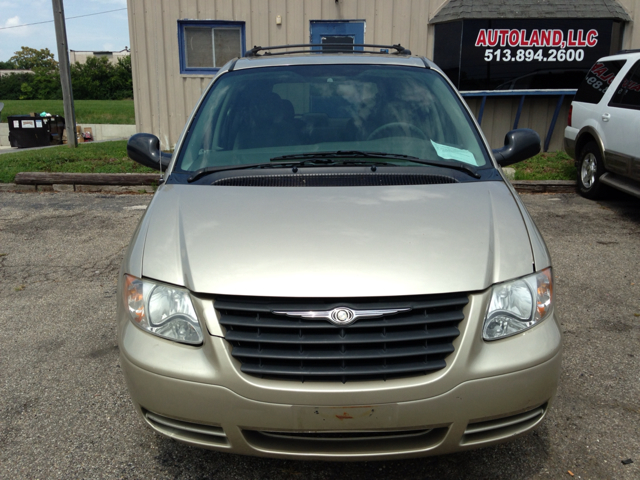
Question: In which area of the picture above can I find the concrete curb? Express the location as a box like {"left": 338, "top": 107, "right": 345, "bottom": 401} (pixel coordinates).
{"left": 14, "top": 172, "right": 159, "bottom": 186}
{"left": 4, "top": 172, "right": 159, "bottom": 193}
{"left": 511, "top": 180, "right": 576, "bottom": 194}
{"left": 0, "top": 179, "right": 577, "bottom": 194}
{"left": 0, "top": 183, "right": 155, "bottom": 193}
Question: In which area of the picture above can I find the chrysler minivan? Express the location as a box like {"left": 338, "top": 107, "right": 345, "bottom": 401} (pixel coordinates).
{"left": 118, "top": 44, "right": 561, "bottom": 460}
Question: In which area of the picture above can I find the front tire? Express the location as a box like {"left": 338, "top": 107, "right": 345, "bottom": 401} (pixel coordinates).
{"left": 577, "top": 142, "right": 606, "bottom": 199}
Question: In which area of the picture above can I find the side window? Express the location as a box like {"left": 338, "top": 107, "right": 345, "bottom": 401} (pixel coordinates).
{"left": 574, "top": 60, "right": 626, "bottom": 104}
{"left": 178, "top": 21, "right": 245, "bottom": 74}
{"left": 609, "top": 60, "right": 640, "bottom": 109}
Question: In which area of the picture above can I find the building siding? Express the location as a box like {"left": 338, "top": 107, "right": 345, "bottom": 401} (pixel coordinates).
{"left": 127, "top": 0, "right": 640, "bottom": 151}
{"left": 128, "top": 0, "right": 451, "bottom": 148}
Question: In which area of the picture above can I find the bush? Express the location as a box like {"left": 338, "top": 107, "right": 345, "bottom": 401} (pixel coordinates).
{"left": 71, "top": 56, "right": 114, "bottom": 100}
{"left": 0, "top": 72, "right": 35, "bottom": 100}
{"left": 112, "top": 55, "right": 133, "bottom": 100}
{"left": 71, "top": 56, "right": 133, "bottom": 100}
{"left": 19, "top": 69, "right": 62, "bottom": 100}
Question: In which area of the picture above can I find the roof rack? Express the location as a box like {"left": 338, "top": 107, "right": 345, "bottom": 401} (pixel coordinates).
{"left": 615, "top": 49, "right": 640, "bottom": 54}
{"left": 244, "top": 43, "right": 412, "bottom": 57}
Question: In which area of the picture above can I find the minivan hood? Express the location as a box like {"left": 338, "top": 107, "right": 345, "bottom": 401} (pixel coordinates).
{"left": 141, "top": 182, "right": 533, "bottom": 297}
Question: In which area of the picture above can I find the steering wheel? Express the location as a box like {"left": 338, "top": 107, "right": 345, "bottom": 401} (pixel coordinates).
{"left": 367, "top": 122, "right": 428, "bottom": 141}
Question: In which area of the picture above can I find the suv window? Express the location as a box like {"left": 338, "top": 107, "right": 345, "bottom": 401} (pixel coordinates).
{"left": 609, "top": 59, "right": 640, "bottom": 109}
{"left": 574, "top": 60, "right": 626, "bottom": 104}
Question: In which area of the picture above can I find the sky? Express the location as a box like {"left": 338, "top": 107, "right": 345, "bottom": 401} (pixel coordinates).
{"left": 0, "top": 0, "right": 129, "bottom": 62}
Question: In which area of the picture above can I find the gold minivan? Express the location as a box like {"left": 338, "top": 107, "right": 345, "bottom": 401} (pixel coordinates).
{"left": 118, "top": 44, "right": 561, "bottom": 460}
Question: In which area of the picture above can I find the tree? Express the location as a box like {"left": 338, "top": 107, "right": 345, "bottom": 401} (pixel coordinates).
{"left": 10, "top": 47, "right": 58, "bottom": 71}
{"left": 0, "top": 60, "right": 15, "bottom": 69}
{"left": 6, "top": 47, "right": 60, "bottom": 100}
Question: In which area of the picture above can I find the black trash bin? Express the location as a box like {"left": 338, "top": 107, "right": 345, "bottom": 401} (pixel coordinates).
{"left": 8, "top": 115, "right": 54, "bottom": 148}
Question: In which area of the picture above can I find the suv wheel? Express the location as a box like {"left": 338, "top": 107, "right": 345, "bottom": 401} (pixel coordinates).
{"left": 577, "top": 142, "right": 606, "bottom": 199}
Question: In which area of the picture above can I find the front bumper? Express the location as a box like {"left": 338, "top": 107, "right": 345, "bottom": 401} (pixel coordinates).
{"left": 118, "top": 290, "right": 562, "bottom": 460}
{"left": 121, "top": 351, "right": 560, "bottom": 460}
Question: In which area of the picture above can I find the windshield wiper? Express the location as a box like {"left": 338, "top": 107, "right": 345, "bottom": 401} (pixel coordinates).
{"left": 395, "top": 157, "right": 481, "bottom": 179}
{"left": 271, "top": 150, "right": 417, "bottom": 162}
{"left": 187, "top": 150, "right": 481, "bottom": 182}
{"left": 187, "top": 158, "right": 394, "bottom": 183}
{"left": 271, "top": 150, "right": 481, "bottom": 178}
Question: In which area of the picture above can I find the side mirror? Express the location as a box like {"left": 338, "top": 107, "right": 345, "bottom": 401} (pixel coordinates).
{"left": 492, "top": 129, "right": 540, "bottom": 167}
{"left": 127, "top": 133, "right": 171, "bottom": 170}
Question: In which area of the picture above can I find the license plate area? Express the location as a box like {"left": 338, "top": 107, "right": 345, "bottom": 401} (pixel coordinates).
{"left": 292, "top": 404, "right": 398, "bottom": 430}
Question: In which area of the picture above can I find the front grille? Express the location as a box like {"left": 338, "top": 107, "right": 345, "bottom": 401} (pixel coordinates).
{"left": 216, "top": 294, "right": 468, "bottom": 382}
{"left": 256, "top": 429, "right": 432, "bottom": 440}
{"left": 242, "top": 427, "right": 450, "bottom": 455}
{"left": 212, "top": 173, "right": 459, "bottom": 187}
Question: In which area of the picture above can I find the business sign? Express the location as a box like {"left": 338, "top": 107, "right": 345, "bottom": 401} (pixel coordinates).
{"left": 434, "top": 19, "right": 617, "bottom": 91}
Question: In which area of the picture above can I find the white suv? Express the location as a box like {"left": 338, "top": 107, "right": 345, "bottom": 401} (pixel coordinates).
{"left": 565, "top": 51, "right": 640, "bottom": 199}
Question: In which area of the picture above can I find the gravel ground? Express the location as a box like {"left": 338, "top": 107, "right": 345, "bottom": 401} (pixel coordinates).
{"left": 0, "top": 191, "right": 638, "bottom": 480}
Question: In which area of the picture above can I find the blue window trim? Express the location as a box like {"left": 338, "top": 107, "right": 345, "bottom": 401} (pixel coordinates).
{"left": 178, "top": 20, "right": 246, "bottom": 75}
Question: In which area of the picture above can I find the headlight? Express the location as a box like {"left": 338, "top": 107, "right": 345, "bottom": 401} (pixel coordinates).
{"left": 123, "top": 275, "right": 203, "bottom": 345}
{"left": 483, "top": 268, "right": 553, "bottom": 341}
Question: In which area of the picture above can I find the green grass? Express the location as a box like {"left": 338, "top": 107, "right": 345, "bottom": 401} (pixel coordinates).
{"left": 0, "top": 140, "right": 155, "bottom": 183}
{"left": 1, "top": 100, "right": 135, "bottom": 125}
{"left": 512, "top": 151, "right": 576, "bottom": 181}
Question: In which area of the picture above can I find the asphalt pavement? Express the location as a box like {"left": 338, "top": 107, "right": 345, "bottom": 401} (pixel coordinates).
{"left": 0, "top": 190, "right": 639, "bottom": 479}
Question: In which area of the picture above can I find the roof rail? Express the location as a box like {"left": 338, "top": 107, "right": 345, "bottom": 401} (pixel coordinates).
{"left": 244, "top": 43, "right": 412, "bottom": 57}
{"left": 615, "top": 49, "right": 640, "bottom": 54}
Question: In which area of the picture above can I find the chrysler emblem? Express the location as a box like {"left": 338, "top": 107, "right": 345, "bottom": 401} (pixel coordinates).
{"left": 273, "top": 307, "right": 410, "bottom": 326}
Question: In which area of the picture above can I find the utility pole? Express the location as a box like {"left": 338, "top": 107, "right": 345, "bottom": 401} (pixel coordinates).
{"left": 52, "top": 0, "right": 77, "bottom": 148}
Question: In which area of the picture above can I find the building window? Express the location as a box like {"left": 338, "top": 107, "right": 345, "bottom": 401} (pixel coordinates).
{"left": 178, "top": 21, "right": 245, "bottom": 74}
{"left": 309, "top": 20, "right": 365, "bottom": 51}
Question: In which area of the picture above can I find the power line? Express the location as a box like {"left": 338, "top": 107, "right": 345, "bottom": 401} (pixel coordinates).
{"left": 0, "top": 7, "right": 127, "bottom": 31}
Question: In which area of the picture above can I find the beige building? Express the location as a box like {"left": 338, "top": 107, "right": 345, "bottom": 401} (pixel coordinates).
{"left": 0, "top": 69, "right": 33, "bottom": 78}
{"left": 126, "top": 0, "right": 640, "bottom": 150}
{"left": 69, "top": 48, "right": 130, "bottom": 65}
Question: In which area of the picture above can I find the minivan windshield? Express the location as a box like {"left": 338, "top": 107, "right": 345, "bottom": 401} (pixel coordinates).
{"left": 175, "top": 65, "right": 490, "bottom": 172}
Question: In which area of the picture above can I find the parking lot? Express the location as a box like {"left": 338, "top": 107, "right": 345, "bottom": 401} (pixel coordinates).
{"left": 0, "top": 190, "right": 639, "bottom": 479}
